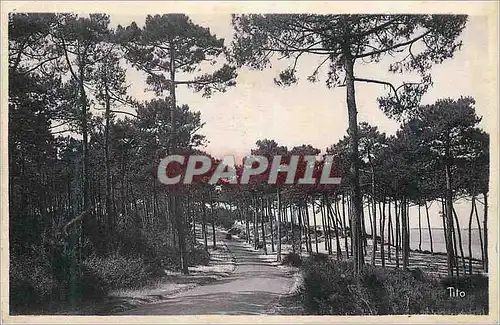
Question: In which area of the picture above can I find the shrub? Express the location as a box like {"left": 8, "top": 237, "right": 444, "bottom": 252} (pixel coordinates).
{"left": 9, "top": 256, "right": 59, "bottom": 310}
{"left": 298, "top": 257, "right": 488, "bottom": 315}
{"left": 82, "top": 255, "right": 152, "bottom": 291}
{"left": 9, "top": 253, "right": 107, "bottom": 313}
{"left": 225, "top": 233, "right": 233, "bottom": 240}
{"left": 281, "top": 252, "right": 302, "bottom": 267}
{"left": 187, "top": 247, "right": 210, "bottom": 266}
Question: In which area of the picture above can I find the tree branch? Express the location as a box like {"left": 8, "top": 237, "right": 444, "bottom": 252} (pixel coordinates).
{"left": 353, "top": 77, "right": 401, "bottom": 104}
{"left": 355, "top": 31, "right": 431, "bottom": 59}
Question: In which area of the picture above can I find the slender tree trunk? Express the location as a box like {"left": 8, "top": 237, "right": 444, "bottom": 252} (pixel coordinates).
{"left": 444, "top": 159, "right": 456, "bottom": 276}
{"left": 325, "top": 197, "right": 333, "bottom": 255}
{"left": 209, "top": 192, "right": 217, "bottom": 249}
{"left": 380, "top": 199, "right": 386, "bottom": 268}
{"left": 361, "top": 205, "right": 367, "bottom": 256}
{"left": 483, "top": 192, "right": 488, "bottom": 272}
{"left": 253, "top": 196, "right": 258, "bottom": 249}
{"left": 341, "top": 193, "right": 349, "bottom": 258}
{"left": 166, "top": 43, "right": 189, "bottom": 274}
{"left": 103, "top": 80, "right": 114, "bottom": 236}
{"left": 473, "top": 197, "right": 484, "bottom": 270}
{"left": 290, "top": 204, "right": 296, "bottom": 254}
{"left": 326, "top": 195, "right": 342, "bottom": 260}
{"left": 320, "top": 196, "right": 328, "bottom": 252}
{"left": 304, "top": 200, "right": 313, "bottom": 254}
{"left": 201, "top": 201, "right": 208, "bottom": 251}
{"left": 425, "top": 201, "right": 434, "bottom": 254}
{"left": 267, "top": 196, "right": 275, "bottom": 252}
{"left": 260, "top": 196, "right": 267, "bottom": 254}
{"left": 468, "top": 196, "right": 475, "bottom": 274}
{"left": 276, "top": 187, "right": 282, "bottom": 262}
{"left": 418, "top": 204, "right": 422, "bottom": 251}
{"left": 190, "top": 194, "right": 196, "bottom": 239}
{"left": 245, "top": 204, "right": 250, "bottom": 244}
{"left": 387, "top": 199, "right": 392, "bottom": 261}
{"left": 452, "top": 207, "right": 467, "bottom": 275}
{"left": 401, "top": 198, "right": 408, "bottom": 269}
{"left": 311, "top": 198, "right": 319, "bottom": 254}
{"left": 79, "top": 64, "right": 90, "bottom": 215}
{"left": 395, "top": 199, "right": 400, "bottom": 268}
{"left": 297, "top": 205, "right": 303, "bottom": 253}
{"left": 344, "top": 53, "right": 364, "bottom": 274}
{"left": 370, "top": 164, "right": 377, "bottom": 266}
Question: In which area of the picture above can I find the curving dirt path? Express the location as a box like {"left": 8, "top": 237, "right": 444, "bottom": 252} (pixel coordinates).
{"left": 120, "top": 238, "right": 295, "bottom": 315}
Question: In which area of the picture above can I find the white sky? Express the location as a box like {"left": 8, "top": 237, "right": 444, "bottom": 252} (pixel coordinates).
{"left": 107, "top": 14, "right": 493, "bottom": 161}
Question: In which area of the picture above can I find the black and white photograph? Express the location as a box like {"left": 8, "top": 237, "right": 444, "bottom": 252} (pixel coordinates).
{"left": 1, "top": 1, "right": 498, "bottom": 323}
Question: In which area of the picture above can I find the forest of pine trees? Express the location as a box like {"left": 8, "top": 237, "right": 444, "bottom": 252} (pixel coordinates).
{"left": 7, "top": 13, "right": 491, "bottom": 315}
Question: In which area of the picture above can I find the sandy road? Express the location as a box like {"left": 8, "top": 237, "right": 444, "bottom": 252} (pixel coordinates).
{"left": 120, "top": 237, "right": 295, "bottom": 315}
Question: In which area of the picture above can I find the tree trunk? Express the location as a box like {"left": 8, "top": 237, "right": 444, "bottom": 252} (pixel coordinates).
{"left": 174, "top": 195, "right": 189, "bottom": 274}
{"left": 387, "top": 199, "right": 392, "bottom": 261}
{"left": 311, "top": 197, "right": 319, "bottom": 254}
{"left": 290, "top": 204, "right": 296, "bottom": 254}
{"left": 276, "top": 187, "right": 282, "bottom": 262}
{"left": 418, "top": 204, "right": 422, "bottom": 251}
{"left": 370, "top": 164, "right": 377, "bottom": 266}
{"left": 325, "top": 197, "right": 333, "bottom": 255}
{"left": 104, "top": 81, "right": 114, "bottom": 236}
{"left": 452, "top": 206, "right": 467, "bottom": 275}
{"left": 253, "top": 196, "right": 259, "bottom": 249}
{"left": 260, "top": 196, "right": 267, "bottom": 254}
{"left": 344, "top": 53, "right": 364, "bottom": 274}
{"left": 425, "top": 201, "right": 434, "bottom": 254}
{"left": 341, "top": 193, "right": 349, "bottom": 258}
{"left": 360, "top": 205, "right": 367, "bottom": 256}
{"left": 79, "top": 64, "right": 90, "bottom": 215}
{"left": 201, "top": 200, "right": 208, "bottom": 251}
{"left": 320, "top": 196, "right": 328, "bottom": 252}
{"left": 395, "top": 199, "right": 400, "bottom": 268}
{"left": 210, "top": 192, "right": 217, "bottom": 249}
{"left": 444, "top": 160, "right": 456, "bottom": 276}
{"left": 297, "top": 205, "right": 303, "bottom": 253}
{"left": 305, "top": 200, "right": 313, "bottom": 254}
{"left": 441, "top": 197, "right": 452, "bottom": 276}
{"left": 483, "top": 192, "right": 488, "bottom": 272}
{"left": 326, "top": 195, "right": 342, "bottom": 260}
{"left": 468, "top": 196, "right": 475, "bottom": 274}
{"left": 380, "top": 199, "right": 386, "bottom": 268}
{"left": 401, "top": 198, "right": 409, "bottom": 269}
{"left": 473, "top": 197, "right": 484, "bottom": 270}
{"left": 267, "top": 196, "right": 275, "bottom": 252}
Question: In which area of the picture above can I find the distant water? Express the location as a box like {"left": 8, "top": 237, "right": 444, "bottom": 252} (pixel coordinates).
{"left": 408, "top": 228, "right": 484, "bottom": 259}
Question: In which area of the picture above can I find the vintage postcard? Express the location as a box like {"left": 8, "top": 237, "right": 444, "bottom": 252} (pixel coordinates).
{"left": 1, "top": 1, "right": 498, "bottom": 324}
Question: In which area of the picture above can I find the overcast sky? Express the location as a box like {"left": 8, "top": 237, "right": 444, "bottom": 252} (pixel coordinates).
{"left": 107, "top": 14, "right": 493, "bottom": 163}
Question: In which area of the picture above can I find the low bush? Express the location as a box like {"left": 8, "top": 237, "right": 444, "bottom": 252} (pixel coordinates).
{"left": 9, "top": 253, "right": 108, "bottom": 313}
{"left": 281, "top": 252, "right": 302, "bottom": 267}
{"left": 82, "top": 255, "right": 153, "bottom": 291}
{"left": 10, "top": 256, "right": 60, "bottom": 310}
{"left": 187, "top": 247, "right": 210, "bottom": 266}
{"left": 298, "top": 257, "right": 488, "bottom": 315}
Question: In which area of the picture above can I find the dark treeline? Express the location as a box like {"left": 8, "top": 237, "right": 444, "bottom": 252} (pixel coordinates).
{"left": 8, "top": 13, "right": 237, "bottom": 311}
